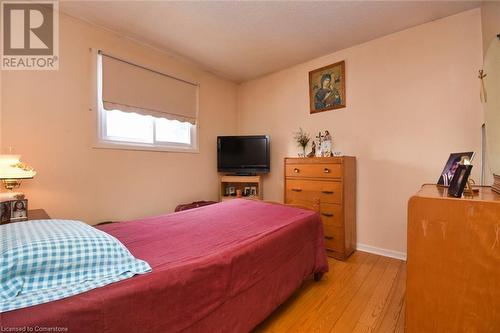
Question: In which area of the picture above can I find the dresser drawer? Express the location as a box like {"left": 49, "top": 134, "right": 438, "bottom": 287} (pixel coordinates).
{"left": 323, "top": 225, "right": 345, "bottom": 252}
{"left": 285, "top": 163, "right": 342, "bottom": 179}
{"left": 319, "top": 203, "right": 343, "bottom": 227}
{"left": 285, "top": 179, "right": 342, "bottom": 204}
{"left": 283, "top": 199, "right": 318, "bottom": 211}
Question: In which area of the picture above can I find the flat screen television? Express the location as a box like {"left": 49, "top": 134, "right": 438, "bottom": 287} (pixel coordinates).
{"left": 217, "top": 135, "right": 270, "bottom": 174}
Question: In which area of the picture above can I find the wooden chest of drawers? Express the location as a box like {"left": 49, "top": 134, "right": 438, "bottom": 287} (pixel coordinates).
{"left": 284, "top": 157, "right": 356, "bottom": 260}
{"left": 407, "top": 185, "right": 500, "bottom": 332}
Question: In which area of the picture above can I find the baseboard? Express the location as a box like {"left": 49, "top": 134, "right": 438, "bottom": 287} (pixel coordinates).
{"left": 356, "top": 243, "right": 407, "bottom": 261}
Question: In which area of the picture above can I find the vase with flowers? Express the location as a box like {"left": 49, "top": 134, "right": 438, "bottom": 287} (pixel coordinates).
{"left": 293, "top": 128, "right": 311, "bottom": 157}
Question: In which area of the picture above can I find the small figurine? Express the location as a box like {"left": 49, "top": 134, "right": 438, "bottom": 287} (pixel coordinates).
{"left": 315, "top": 132, "right": 323, "bottom": 157}
{"left": 322, "top": 130, "right": 333, "bottom": 157}
{"left": 324, "top": 130, "right": 332, "bottom": 142}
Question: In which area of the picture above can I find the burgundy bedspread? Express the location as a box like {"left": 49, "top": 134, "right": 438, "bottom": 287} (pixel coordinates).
{"left": 1, "top": 199, "right": 328, "bottom": 332}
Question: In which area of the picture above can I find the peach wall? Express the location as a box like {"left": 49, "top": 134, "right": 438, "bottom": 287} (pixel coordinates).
{"left": 1, "top": 14, "right": 238, "bottom": 224}
{"left": 0, "top": 68, "right": 2, "bottom": 150}
{"left": 237, "top": 9, "right": 484, "bottom": 255}
{"left": 481, "top": 1, "right": 500, "bottom": 186}
{"left": 481, "top": 2, "right": 500, "bottom": 52}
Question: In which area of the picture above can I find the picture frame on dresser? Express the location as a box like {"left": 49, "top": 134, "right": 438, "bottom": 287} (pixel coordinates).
{"left": 437, "top": 152, "right": 474, "bottom": 186}
{"left": 448, "top": 164, "right": 473, "bottom": 198}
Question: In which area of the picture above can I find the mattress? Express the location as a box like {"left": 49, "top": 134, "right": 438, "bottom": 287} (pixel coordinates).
{"left": 0, "top": 199, "right": 328, "bottom": 332}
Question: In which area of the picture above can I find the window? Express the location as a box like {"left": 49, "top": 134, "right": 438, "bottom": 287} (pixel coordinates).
{"left": 95, "top": 51, "right": 198, "bottom": 152}
{"left": 100, "top": 109, "right": 195, "bottom": 150}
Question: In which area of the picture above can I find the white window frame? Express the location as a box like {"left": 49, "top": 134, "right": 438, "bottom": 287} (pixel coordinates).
{"left": 91, "top": 49, "right": 199, "bottom": 153}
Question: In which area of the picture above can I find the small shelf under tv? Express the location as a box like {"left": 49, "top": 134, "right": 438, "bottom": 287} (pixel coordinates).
{"left": 219, "top": 175, "right": 263, "bottom": 202}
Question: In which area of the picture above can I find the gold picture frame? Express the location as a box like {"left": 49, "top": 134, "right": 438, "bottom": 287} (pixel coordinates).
{"left": 309, "top": 60, "right": 346, "bottom": 113}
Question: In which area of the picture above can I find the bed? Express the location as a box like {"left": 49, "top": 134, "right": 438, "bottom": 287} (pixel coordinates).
{"left": 0, "top": 199, "right": 328, "bottom": 332}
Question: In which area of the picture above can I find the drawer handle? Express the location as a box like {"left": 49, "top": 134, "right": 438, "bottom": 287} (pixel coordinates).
{"left": 291, "top": 188, "right": 302, "bottom": 192}
{"left": 323, "top": 168, "right": 330, "bottom": 173}
{"left": 294, "top": 168, "right": 300, "bottom": 173}
{"left": 322, "top": 212, "right": 334, "bottom": 217}
{"left": 322, "top": 190, "right": 334, "bottom": 195}
{"left": 324, "top": 236, "right": 334, "bottom": 240}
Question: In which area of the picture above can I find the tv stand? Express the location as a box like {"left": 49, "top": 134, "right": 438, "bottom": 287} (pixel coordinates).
{"left": 219, "top": 175, "right": 263, "bottom": 202}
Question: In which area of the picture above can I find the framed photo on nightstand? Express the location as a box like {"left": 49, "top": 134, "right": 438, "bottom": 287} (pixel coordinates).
{"left": 0, "top": 199, "right": 28, "bottom": 224}
{"left": 1, "top": 201, "right": 11, "bottom": 224}
{"left": 10, "top": 199, "right": 28, "bottom": 222}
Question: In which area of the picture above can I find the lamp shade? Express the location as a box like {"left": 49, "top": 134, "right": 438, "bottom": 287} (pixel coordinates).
{"left": 0, "top": 155, "right": 36, "bottom": 180}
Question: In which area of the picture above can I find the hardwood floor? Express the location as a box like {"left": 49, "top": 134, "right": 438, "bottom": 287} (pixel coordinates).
{"left": 254, "top": 251, "right": 406, "bottom": 333}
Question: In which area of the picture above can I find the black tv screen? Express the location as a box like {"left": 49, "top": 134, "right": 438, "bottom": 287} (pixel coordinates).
{"left": 217, "top": 135, "right": 270, "bottom": 174}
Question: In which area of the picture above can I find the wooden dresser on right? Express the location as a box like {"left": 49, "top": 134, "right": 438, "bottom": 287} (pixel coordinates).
{"left": 407, "top": 184, "right": 500, "bottom": 332}
{"left": 284, "top": 157, "right": 356, "bottom": 260}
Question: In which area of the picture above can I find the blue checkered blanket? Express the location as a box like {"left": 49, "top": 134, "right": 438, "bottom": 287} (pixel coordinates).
{"left": 0, "top": 219, "right": 151, "bottom": 313}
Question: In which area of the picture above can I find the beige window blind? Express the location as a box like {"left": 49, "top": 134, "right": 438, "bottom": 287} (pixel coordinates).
{"left": 100, "top": 52, "right": 198, "bottom": 124}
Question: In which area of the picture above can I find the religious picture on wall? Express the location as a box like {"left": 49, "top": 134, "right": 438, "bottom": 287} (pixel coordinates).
{"left": 309, "top": 60, "right": 346, "bottom": 113}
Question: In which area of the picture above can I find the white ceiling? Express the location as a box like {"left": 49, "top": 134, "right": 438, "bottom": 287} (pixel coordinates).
{"left": 61, "top": 1, "right": 480, "bottom": 82}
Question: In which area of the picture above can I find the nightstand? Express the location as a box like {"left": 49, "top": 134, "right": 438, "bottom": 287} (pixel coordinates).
{"left": 0, "top": 209, "right": 50, "bottom": 225}
{"left": 28, "top": 209, "right": 50, "bottom": 220}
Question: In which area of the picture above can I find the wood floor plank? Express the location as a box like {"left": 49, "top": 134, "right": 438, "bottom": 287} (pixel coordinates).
{"left": 394, "top": 299, "right": 406, "bottom": 333}
{"left": 255, "top": 251, "right": 370, "bottom": 333}
{"left": 254, "top": 251, "right": 407, "bottom": 333}
{"left": 329, "top": 256, "right": 392, "bottom": 332}
{"left": 352, "top": 259, "right": 401, "bottom": 332}
{"left": 375, "top": 261, "right": 407, "bottom": 333}
{"left": 296, "top": 253, "right": 381, "bottom": 332}
{"left": 254, "top": 255, "right": 351, "bottom": 333}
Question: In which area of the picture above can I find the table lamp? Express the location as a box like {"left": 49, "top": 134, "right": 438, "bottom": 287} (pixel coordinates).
{"left": 0, "top": 155, "right": 36, "bottom": 200}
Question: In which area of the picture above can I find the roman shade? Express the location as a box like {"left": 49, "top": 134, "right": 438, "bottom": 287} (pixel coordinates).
{"left": 100, "top": 52, "right": 198, "bottom": 124}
